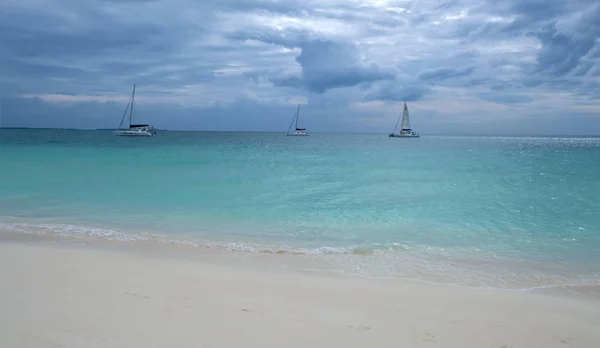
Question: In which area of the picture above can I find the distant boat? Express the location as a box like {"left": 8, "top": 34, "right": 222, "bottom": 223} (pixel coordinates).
{"left": 115, "top": 85, "right": 156, "bottom": 137}
{"left": 389, "top": 102, "right": 419, "bottom": 138}
{"left": 287, "top": 104, "right": 308, "bottom": 136}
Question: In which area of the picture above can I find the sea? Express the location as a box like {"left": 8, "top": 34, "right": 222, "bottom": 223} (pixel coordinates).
{"left": 1, "top": 129, "right": 599, "bottom": 294}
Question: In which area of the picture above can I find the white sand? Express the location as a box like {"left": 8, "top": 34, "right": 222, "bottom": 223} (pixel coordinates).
{"left": 1, "top": 241, "right": 599, "bottom": 348}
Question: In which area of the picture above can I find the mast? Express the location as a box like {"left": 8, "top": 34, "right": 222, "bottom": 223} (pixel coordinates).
{"left": 118, "top": 93, "right": 132, "bottom": 131}
{"left": 392, "top": 109, "right": 401, "bottom": 134}
{"left": 129, "top": 84, "right": 136, "bottom": 128}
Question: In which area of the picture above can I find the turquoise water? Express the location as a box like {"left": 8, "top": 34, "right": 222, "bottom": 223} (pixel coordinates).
{"left": 1, "top": 129, "right": 600, "bottom": 289}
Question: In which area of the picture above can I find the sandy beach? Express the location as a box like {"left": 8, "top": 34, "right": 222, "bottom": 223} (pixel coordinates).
{"left": 1, "top": 239, "right": 599, "bottom": 348}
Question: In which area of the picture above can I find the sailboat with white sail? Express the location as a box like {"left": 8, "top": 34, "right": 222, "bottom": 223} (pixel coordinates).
{"left": 287, "top": 104, "right": 308, "bottom": 136}
{"left": 115, "top": 84, "right": 156, "bottom": 137}
{"left": 389, "top": 102, "right": 419, "bottom": 138}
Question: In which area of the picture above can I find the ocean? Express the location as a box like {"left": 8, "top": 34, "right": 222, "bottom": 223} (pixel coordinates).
{"left": 1, "top": 129, "right": 599, "bottom": 292}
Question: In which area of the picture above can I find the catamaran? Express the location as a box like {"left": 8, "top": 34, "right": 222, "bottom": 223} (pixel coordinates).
{"left": 115, "top": 84, "right": 156, "bottom": 137}
{"left": 389, "top": 102, "right": 419, "bottom": 138}
{"left": 287, "top": 104, "right": 308, "bottom": 136}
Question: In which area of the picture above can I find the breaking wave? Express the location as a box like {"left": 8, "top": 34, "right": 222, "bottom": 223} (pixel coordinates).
{"left": 0, "top": 221, "right": 410, "bottom": 255}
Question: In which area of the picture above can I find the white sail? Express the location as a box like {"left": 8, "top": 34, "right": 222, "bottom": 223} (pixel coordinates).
{"left": 400, "top": 102, "right": 411, "bottom": 130}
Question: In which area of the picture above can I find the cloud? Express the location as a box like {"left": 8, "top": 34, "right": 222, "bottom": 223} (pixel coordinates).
{"left": 418, "top": 66, "right": 475, "bottom": 81}
{"left": 0, "top": 0, "right": 599, "bottom": 134}
{"left": 478, "top": 92, "right": 534, "bottom": 104}
{"left": 365, "top": 81, "right": 430, "bottom": 102}
{"left": 228, "top": 30, "right": 396, "bottom": 93}
{"left": 532, "top": 5, "right": 600, "bottom": 77}
{"left": 272, "top": 39, "right": 395, "bottom": 93}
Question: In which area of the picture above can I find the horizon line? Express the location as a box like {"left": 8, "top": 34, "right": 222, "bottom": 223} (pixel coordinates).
{"left": 1, "top": 127, "right": 599, "bottom": 138}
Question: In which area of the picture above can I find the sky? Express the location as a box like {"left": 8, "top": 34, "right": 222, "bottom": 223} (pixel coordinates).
{"left": 0, "top": 0, "right": 599, "bottom": 134}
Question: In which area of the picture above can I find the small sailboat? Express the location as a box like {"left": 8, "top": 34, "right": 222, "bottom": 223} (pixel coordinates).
{"left": 287, "top": 104, "right": 308, "bottom": 136}
{"left": 115, "top": 84, "right": 156, "bottom": 137}
{"left": 389, "top": 102, "right": 419, "bottom": 138}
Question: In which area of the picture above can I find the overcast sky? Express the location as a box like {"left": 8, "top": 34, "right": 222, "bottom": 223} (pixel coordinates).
{"left": 1, "top": 0, "right": 599, "bottom": 134}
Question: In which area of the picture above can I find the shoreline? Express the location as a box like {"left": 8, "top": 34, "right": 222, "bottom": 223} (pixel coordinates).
{"left": 1, "top": 225, "right": 600, "bottom": 298}
{"left": 2, "top": 238, "right": 600, "bottom": 347}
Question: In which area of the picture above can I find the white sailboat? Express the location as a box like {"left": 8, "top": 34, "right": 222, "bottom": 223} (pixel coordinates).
{"left": 115, "top": 84, "right": 156, "bottom": 137}
{"left": 389, "top": 102, "right": 420, "bottom": 138}
{"left": 287, "top": 104, "right": 308, "bottom": 136}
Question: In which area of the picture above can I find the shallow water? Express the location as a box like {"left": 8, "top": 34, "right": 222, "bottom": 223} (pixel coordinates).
{"left": 1, "top": 129, "right": 599, "bottom": 290}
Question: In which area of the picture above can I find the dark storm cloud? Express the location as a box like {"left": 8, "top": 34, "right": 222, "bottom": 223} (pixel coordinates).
{"left": 532, "top": 5, "right": 600, "bottom": 77}
{"left": 272, "top": 40, "right": 395, "bottom": 93}
{"left": 228, "top": 31, "right": 396, "bottom": 94}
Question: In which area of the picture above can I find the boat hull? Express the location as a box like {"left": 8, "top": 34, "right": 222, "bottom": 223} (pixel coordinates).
{"left": 287, "top": 131, "right": 308, "bottom": 136}
{"left": 114, "top": 130, "right": 154, "bottom": 136}
{"left": 389, "top": 133, "right": 420, "bottom": 138}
